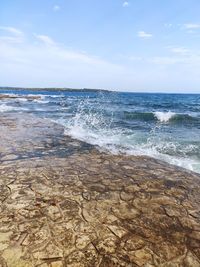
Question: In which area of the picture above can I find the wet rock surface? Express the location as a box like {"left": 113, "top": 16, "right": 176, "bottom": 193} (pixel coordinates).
{"left": 0, "top": 114, "right": 200, "bottom": 267}
{"left": 0, "top": 94, "right": 41, "bottom": 101}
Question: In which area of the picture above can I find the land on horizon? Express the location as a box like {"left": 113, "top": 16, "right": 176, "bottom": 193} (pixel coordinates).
{"left": 0, "top": 86, "right": 112, "bottom": 93}
{"left": 1, "top": 87, "right": 200, "bottom": 95}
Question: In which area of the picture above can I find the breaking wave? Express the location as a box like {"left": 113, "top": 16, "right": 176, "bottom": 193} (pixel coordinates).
{"left": 0, "top": 104, "right": 28, "bottom": 112}
{"left": 124, "top": 111, "right": 199, "bottom": 125}
{"left": 1, "top": 90, "right": 199, "bottom": 174}
{"left": 154, "top": 111, "right": 175, "bottom": 122}
{"left": 58, "top": 98, "right": 200, "bottom": 173}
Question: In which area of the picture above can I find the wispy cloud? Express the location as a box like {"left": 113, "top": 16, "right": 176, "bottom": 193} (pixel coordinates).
{"left": 35, "top": 34, "right": 57, "bottom": 46}
{"left": 151, "top": 57, "right": 181, "bottom": 65}
{"left": 53, "top": 5, "right": 60, "bottom": 11}
{"left": 138, "top": 31, "right": 153, "bottom": 39}
{"left": 0, "top": 26, "right": 23, "bottom": 36}
{"left": 0, "top": 29, "right": 130, "bottom": 89}
{"left": 123, "top": 2, "right": 129, "bottom": 7}
{"left": 170, "top": 47, "right": 189, "bottom": 55}
{"left": 0, "top": 26, "right": 24, "bottom": 43}
{"left": 183, "top": 23, "right": 200, "bottom": 29}
{"left": 1, "top": 26, "right": 200, "bottom": 92}
{"left": 151, "top": 46, "right": 200, "bottom": 66}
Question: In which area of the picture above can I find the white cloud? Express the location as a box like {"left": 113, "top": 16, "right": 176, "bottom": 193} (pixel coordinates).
{"left": 151, "top": 57, "right": 181, "bottom": 65}
{"left": 34, "top": 35, "right": 108, "bottom": 64}
{"left": 138, "top": 31, "right": 153, "bottom": 39}
{"left": 151, "top": 47, "right": 200, "bottom": 66}
{"left": 1, "top": 27, "right": 200, "bottom": 92}
{"left": 123, "top": 2, "right": 129, "bottom": 7}
{"left": 183, "top": 23, "right": 200, "bottom": 29}
{"left": 53, "top": 5, "right": 60, "bottom": 11}
{"left": 0, "top": 30, "right": 132, "bottom": 89}
{"left": 170, "top": 47, "right": 189, "bottom": 55}
{"left": 35, "top": 34, "right": 57, "bottom": 46}
{"left": 0, "top": 26, "right": 23, "bottom": 36}
{"left": 0, "top": 26, "right": 24, "bottom": 43}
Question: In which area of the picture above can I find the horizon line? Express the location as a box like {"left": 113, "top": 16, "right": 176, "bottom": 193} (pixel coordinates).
{"left": 0, "top": 86, "right": 200, "bottom": 95}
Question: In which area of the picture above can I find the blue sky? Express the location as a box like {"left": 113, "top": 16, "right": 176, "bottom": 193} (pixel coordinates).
{"left": 1, "top": 0, "right": 200, "bottom": 92}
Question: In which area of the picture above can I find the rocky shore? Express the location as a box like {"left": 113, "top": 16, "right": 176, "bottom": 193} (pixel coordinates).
{"left": 0, "top": 113, "right": 200, "bottom": 267}
{"left": 0, "top": 94, "right": 42, "bottom": 101}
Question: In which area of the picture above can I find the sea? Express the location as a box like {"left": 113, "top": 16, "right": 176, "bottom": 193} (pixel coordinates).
{"left": 0, "top": 89, "right": 200, "bottom": 173}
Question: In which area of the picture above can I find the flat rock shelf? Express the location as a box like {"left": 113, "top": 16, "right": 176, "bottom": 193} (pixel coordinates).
{"left": 0, "top": 114, "right": 200, "bottom": 267}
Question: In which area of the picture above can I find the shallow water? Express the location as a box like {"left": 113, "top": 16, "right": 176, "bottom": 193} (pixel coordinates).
{"left": 0, "top": 89, "right": 200, "bottom": 173}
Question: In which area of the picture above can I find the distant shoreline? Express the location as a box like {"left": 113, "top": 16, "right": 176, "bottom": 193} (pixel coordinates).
{"left": 0, "top": 87, "right": 112, "bottom": 93}
{"left": 1, "top": 87, "right": 200, "bottom": 95}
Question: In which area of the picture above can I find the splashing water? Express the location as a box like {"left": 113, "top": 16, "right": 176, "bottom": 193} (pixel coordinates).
{"left": 61, "top": 96, "right": 124, "bottom": 152}
{"left": 154, "top": 111, "right": 176, "bottom": 122}
{"left": 0, "top": 104, "right": 28, "bottom": 112}
{"left": 58, "top": 95, "right": 200, "bottom": 173}
{"left": 0, "top": 89, "right": 200, "bottom": 173}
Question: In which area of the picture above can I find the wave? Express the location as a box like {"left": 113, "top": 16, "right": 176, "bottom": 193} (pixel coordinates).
{"left": 0, "top": 104, "right": 28, "bottom": 112}
{"left": 124, "top": 111, "right": 199, "bottom": 124}
{"left": 48, "top": 95, "right": 65, "bottom": 98}
{"left": 124, "top": 112, "right": 156, "bottom": 121}
{"left": 154, "top": 111, "right": 175, "bottom": 122}
{"left": 3, "top": 91, "right": 199, "bottom": 173}
{"left": 16, "top": 98, "right": 28, "bottom": 102}
{"left": 124, "top": 111, "right": 176, "bottom": 122}
{"left": 0, "top": 94, "right": 28, "bottom": 102}
{"left": 61, "top": 111, "right": 200, "bottom": 173}
{"left": 33, "top": 99, "right": 50, "bottom": 104}
{"left": 125, "top": 144, "right": 200, "bottom": 173}
{"left": 54, "top": 96, "right": 200, "bottom": 174}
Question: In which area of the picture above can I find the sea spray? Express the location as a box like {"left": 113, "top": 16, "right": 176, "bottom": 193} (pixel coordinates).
{"left": 62, "top": 95, "right": 127, "bottom": 151}
{"left": 0, "top": 89, "right": 199, "bottom": 173}
{"left": 154, "top": 111, "right": 175, "bottom": 122}
{"left": 0, "top": 103, "right": 28, "bottom": 112}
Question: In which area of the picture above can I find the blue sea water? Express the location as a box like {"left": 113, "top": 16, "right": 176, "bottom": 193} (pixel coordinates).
{"left": 0, "top": 89, "right": 200, "bottom": 173}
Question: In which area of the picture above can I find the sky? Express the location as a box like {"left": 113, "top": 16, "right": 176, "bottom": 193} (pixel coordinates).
{"left": 1, "top": 0, "right": 200, "bottom": 93}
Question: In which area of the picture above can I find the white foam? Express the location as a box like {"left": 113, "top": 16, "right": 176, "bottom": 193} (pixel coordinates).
{"left": 49, "top": 95, "right": 65, "bottom": 98}
{"left": 59, "top": 110, "right": 200, "bottom": 174}
{"left": 57, "top": 98, "right": 125, "bottom": 153}
{"left": 17, "top": 98, "right": 28, "bottom": 102}
{"left": 124, "top": 142, "right": 200, "bottom": 173}
{"left": 62, "top": 116, "right": 200, "bottom": 173}
{"left": 0, "top": 104, "right": 28, "bottom": 112}
{"left": 0, "top": 104, "right": 14, "bottom": 112}
{"left": 154, "top": 111, "right": 175, "bottom": 122}
{"left": 33, "top": 99, "right": 49, "bottom": 104}
{"left": 53, "top": 97, "right": 200, "bottom": 174}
